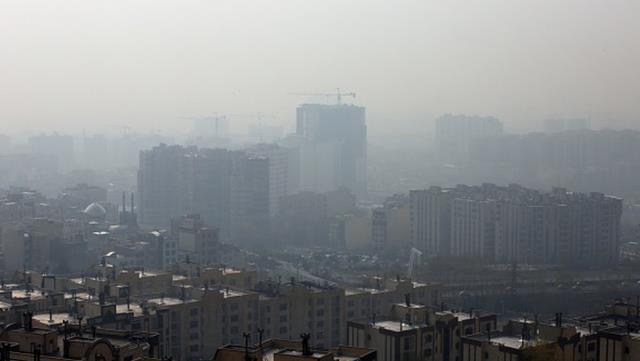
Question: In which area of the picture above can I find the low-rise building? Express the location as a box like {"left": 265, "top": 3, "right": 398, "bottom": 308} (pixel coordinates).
{"left": 0, "top": 312, "right": 159, "bottom": 361}
{"left": 213, "top": 337, "right": 376, "bottom": 361}
{"left": 347, "top": 302, "right": 496, "bottom": 361}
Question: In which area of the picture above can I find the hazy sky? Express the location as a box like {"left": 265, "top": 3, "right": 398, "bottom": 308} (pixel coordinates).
{"left": 1, "top": 1, "right": 639, "bottom": 135}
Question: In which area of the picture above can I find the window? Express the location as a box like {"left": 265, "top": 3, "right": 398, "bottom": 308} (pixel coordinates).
{"left": 403, "top": 337, "right": 413, "bottom": 350}
{"left": 423, "top": 349, "right": 432, "bottom": 357}
{"left": 279, "top": 303, "right": 288, "bottom": 311}
{"left": 465, "top": 327, "right": 473, "bottom": 335}
{"left": 190, "top": 345, "right": 199, "bottom": 352}
{"left": 190, "top": 308, "right": 199, "bottom": 316}
{"left": 279, "top": 326, "right": 288, "bottom": 334}
{"left": 317, "top": 298, "right": 324, "bottom": 305}
{"left": 230, "top": 303, "right": 239, "bottom": 311}
{"left": 588, "top": 343, "right": 595, "bottom": 352}
{"left": 316, "top": 309, "right": 324, "bottom": 317}
{"left": 190, "top": 320, "right": 198, "bottom": 328}
{"left": 230, "top": 315, "right": 239, "bottom": 322}
{"left": 280, "top": 315, "right": 287, "bottom": 323}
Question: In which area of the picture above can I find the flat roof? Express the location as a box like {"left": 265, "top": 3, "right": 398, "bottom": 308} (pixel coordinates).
{"left": 372, "top": 320, "right": 423, "bottom": 332}
{"left": 464, "top": 333, "right": 531, "bottom": 350}
{"left": 33, "top": 312, "right": 75, "bottom": 325}
{"left": 147, "top": 297, "right": 197, "bottom": 306}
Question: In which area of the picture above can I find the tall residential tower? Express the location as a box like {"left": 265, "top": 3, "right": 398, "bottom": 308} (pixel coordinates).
{"left": 295, "top": 104, "right": 367, "bottom": 199}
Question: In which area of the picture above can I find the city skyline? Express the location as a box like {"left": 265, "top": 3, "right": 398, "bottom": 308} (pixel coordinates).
{"left": 2, "top": 2, "right": 640, "bottom": 360}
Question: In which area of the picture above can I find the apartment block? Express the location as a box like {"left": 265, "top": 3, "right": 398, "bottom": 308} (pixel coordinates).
{"left": 410, "top": 184, "right": 622, "bottom": 265}
{"left": 138, "top": 145, "right": 270, "bottom": 242}
{"left": 347, "top": 302, "right": 496, "bottom": 361}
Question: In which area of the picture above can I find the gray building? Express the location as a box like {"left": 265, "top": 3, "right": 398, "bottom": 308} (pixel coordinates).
{"left": 296, "top": 104, "right": 367, "bottom": 199}
{"left": 138, "top": 144, "right": 270, "bottom": 242}
{"left": 435, "top": 114, "right": 503, "bottom": 164}
{"left": 410, "top": 184, "right": 622, "bottom": 265}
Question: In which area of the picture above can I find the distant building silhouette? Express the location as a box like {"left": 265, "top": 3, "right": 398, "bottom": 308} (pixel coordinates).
{"left": 435, "top": 114, "right": 503, "bottom": 164}
{"left": 544, "top": 118, "right": 591, "bottom": 133}
{"left": 137, "top": 144, "right": 270, "bottom": 242}
{"left": 295, "top": 104, "right": 367, "bottom": 199}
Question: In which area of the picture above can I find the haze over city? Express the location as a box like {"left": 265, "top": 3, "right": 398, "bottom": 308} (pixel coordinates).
{"left": 2, "top": 0, "right": 640, "bottom": 135}
{"left": 1, "top": 2, "right": 640, "bottom": 361}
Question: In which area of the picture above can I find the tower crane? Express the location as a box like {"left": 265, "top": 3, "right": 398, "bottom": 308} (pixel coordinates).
{"left": 290, "top": 88, "right": 356, "bottom": 105}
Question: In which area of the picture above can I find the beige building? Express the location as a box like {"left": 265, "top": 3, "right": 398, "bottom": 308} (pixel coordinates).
{"left": 1, "top": 218, "right": 63, "bottom": 274}
{"left": 347, "top": 302, "right": 496, "bottom": 361}
{"left": 256, "top": 280, "right": 345, "bottom": 349}
{"left": 372, "top": 195, "right": 411, "bottom": 250}
{"left": 213, "top": 338, "right": 376, "bottom": 361}
{"left": 332, "top": 214, "right": 372, "bottom": 250}
{"left": 0, "top": 312, "right": 159, "bottom": 361}
{"left": 346, "top": 277, "right": 441, "bottom": 320}
{"left": 115, "top": 270, "right": 173, "bottom": 298}
{"left": 173, "top": 263, "right": 257, "bottom": 290}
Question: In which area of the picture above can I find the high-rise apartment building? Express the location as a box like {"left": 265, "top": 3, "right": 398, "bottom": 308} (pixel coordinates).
{"left": 450, "top": 198, "right": 497, "bottom": 259}
{"left": 372, "top": 194, "right": 411, "bottom": 250}
{"left": 434, "top": 114, "right": 503, "bottom": 164}
{"left": 138, "top": 144, "right": 270, "bottom": 242}
{"left": 410, "top": 184, "right": 622, "bottom": 265}
{"left": 246, "top": 143, "right": 290, "bottom": 217}
{"left": 409, "top": 187, "right": 453, "bottom": 256}
{"left": 296, "top": 104, "right": 367, "bottom": 199}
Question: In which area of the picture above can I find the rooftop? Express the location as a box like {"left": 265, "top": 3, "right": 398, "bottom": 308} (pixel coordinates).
{"left": 371, "top": 320, "right": 424, "bottom": 332}
{"left": 147, "top": 297, "right": 197, "bottom": 306}
{"left": 464, "top": 333, "right": 530, "bottom": 350}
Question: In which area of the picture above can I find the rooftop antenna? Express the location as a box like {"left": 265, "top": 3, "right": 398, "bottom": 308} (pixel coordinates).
{"left": 300, "top": 333, "right": 312, "bottom": 356}
{"left": 76, "top": 315, "right": 83, "bottom": 336}
{"left": 258, "top": 328, "right": 264, "bottom": 350}
{"left": 243, "top": 332, "right": 251, "bottom": 361}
